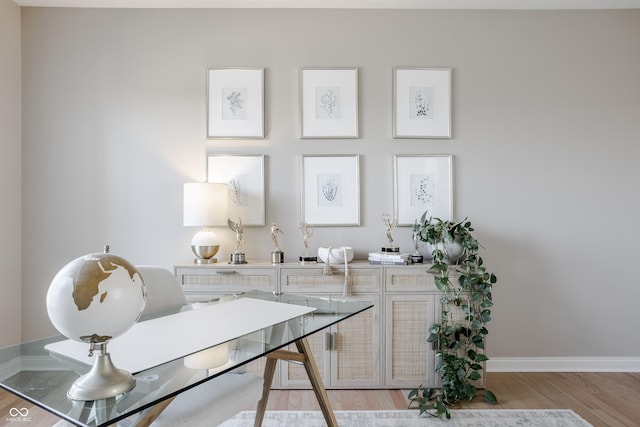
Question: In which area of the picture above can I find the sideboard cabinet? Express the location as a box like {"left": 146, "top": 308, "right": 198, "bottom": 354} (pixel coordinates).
{"left": 174, "top": 261, "right": 479, "bottom": 389}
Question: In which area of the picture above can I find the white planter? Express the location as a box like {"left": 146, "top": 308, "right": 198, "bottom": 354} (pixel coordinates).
{"left": 421, "top": 241, "right": 464, "bottom": 263}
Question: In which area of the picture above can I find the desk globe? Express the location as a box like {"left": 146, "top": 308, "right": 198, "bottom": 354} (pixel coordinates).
{"left": 46, "top": 247, "right": 146, "bottom": 401}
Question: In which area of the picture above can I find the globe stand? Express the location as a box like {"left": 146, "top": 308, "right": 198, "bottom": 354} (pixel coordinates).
{"left": 68, "top": 341, "right": 135, "bottom": 401}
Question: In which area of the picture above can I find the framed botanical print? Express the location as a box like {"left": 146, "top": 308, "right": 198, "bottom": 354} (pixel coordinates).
{"left": 299, "top": 68, "right": 359, "bottom": 139}
{"left": 393, "top": 67, "right": 452, "bottom": 139}
{"left": 394, "top": 155, "right": 453, "bottom": 226}
{"left": 207, "top": 155, "right": 265, "bottom": 226}
{"left": 301, "top": 155, "right": 360, "bottom": 226}
{"left": 207, "top": 67, "right": 264, "bottom": 139}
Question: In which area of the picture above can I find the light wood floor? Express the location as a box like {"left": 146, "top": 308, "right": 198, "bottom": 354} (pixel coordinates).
{"left": 2, "top": 373, "right": 639, "bottom": 426}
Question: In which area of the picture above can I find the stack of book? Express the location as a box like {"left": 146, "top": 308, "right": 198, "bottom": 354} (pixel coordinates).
{"left": 368, "top": 252, "right": 411, "bottom": 265}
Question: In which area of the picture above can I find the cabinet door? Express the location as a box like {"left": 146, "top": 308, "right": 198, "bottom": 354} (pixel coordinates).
{"left": 278, "top": 294, "right": 380, "bottom": 389}
{"left": 331, "top": 294, "right": 380, "bottom": 388}
{"left": 434, "top": 293, "right": 486, "bottom": 388}
{"left": 385, "top": 294, "right": 437, "bottom": 388}
{"left": 278, "top": 327, "right": 329, "bottom": 388}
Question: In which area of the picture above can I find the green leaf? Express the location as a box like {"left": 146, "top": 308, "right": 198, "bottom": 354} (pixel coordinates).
{"left": 468, "top": 371, "right": 481, "bottom": 381}
{"left": 429, "top": 263, "right": 448, "bottom": 274}
{"left": 474, "top": 353, "right": 490, "bottom": 362}
{"left": 435, "top": 276, "right": 450, "bottom": 291}
{"left": 483, "top": 390, "right": 498, "bottom": 404}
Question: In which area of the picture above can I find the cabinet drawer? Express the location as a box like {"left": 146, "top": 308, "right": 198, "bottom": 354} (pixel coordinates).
{"left": 175, "top": 265, "right": 276, "bottom": 301}
{"left": 385, "top": 266, "right": 461, "bottom": 292}
{"left": 281, "top": 265, "right": 382, "bottom": 294}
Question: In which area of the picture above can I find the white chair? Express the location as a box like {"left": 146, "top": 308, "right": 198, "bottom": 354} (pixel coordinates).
{"left": 133, "top": 266, "right": 264, "bottom": 427}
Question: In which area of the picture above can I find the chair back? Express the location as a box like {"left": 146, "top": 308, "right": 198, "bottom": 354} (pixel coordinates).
{"left": 136, "top": 265, "right": 187, "bottom": 317}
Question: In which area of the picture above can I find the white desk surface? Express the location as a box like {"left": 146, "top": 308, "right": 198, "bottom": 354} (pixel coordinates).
{"left": 46, "top": 297, "right": 315, "bottom": 373}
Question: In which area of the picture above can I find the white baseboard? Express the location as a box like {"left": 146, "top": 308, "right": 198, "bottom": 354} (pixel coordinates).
{"left": 487, "top": 357, "right": 640, "bottom": 372}
{"left": 0, "top": 355, "right": 75, "bottom": 381}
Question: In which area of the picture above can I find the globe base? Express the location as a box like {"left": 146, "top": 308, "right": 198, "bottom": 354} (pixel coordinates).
{"left": 68, "top": 350, "right": 135, "bottom": 401}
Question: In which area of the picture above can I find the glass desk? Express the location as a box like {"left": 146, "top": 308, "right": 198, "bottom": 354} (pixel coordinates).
{"left": 0, "top": 291, "right": 372, "bottom": 427}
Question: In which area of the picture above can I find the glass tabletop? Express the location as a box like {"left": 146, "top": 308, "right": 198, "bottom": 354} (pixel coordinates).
{"left": 0, "top": 291, "right": 372, "bottom": 427}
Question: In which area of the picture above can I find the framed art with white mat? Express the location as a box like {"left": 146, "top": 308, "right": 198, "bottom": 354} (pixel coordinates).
{"left": 394, "top": 155, "right": 453, "bottom": 226}
{"left": 299, "top": 68, "right": 359, "bottom": 139}
{"left": 301, "top": 155, "right": 360, "bottom": 226}
{"left": 393, "top": 67, "right": 452, "bottom": 139}
{"left": 207, "top": 67, "right": 264, "bottom": 139}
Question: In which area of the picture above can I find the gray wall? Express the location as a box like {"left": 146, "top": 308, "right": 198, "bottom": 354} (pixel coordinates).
{"left": 0, "top": 0, "right": 22, "bottom": 346}
{"left": 19, "top": 8, "right": 640, "bottom": 360}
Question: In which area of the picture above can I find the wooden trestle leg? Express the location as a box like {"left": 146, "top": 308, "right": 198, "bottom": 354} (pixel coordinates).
{"left": 254, "top": 337, "right": 338, "bottom": 427}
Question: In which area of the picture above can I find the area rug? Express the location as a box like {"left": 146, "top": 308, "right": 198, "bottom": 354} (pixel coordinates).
{"left": 219, "top": 409, "right": 593, "bottom": 426}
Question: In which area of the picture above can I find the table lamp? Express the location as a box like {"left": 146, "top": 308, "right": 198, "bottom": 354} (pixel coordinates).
{"left": 183, "top": 182, "right": 228, "bottom": 264}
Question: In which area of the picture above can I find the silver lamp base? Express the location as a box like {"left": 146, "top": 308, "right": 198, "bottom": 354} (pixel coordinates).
{"left": 191, "top": 244, "right": 220, "bottom": 264}
{"left": 68, "top": 348, "right": 135, "bottom": 401}
{"left": 194, "top": 257, "right": 217, "bottom": 264}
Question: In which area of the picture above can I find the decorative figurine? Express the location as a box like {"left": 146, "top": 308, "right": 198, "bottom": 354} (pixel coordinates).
{"left": 299, "top": 223, "right": 317, "bottom": 264}
{"left": 227, "top": 217, "right": 247, "bottom": 264}
{"left": 381, "top": 213, "right": 399, "bottom": 253}
{"left": 411, "top": 219, "right": 424, "bottom": 264}
{"left": 270, "top": 222, "right": 284, "bottom": 264}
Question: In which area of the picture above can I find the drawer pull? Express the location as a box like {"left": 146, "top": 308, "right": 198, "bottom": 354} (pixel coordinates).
{"left": 215, "top": 270, "right": 237, "bottom": 275}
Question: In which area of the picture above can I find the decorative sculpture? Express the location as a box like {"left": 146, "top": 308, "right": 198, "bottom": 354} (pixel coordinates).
{"left": 270, "top": 222, "right": 284, "bottom": 264}
{"left": 299, "top": 223, "right": 317, "bottom": 263}
{"left": 381, "top": 213, "right": 399, "bottom": 253}
{"left": 227, "top": 217, "right": 247, "bottom": 264}
{"left": 411, "top": 219, "right": 424, "bottom": 263}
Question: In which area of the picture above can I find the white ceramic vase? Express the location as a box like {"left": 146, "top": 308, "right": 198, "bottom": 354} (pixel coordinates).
{"left": 421, "top": 241, "right": 464, "bottom": 263}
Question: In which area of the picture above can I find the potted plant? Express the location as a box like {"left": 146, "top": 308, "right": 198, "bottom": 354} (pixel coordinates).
{"left": 413, "top": 212, "right": 471, "bottom": 263}
{"left": 409, "top": 211, "right": 498, "bottom": 419}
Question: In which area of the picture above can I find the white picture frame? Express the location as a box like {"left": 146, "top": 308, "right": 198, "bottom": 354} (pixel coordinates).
{"left": 393, "top": 67, "right": 452, "bottom": 139}
{"left": 301, "top": 155, "right": 360, "bottom": 226}
{"left": 207, "top": 155, "right": 265, "bottom": 226}
{"left": 394, "top": 155, "right": 453, "bottom": 226}
{"left": 207, "top": 67, "right": 264, "bottom": 139}
{"left": 300, "top": 68, "right": 359, "bottom": 139}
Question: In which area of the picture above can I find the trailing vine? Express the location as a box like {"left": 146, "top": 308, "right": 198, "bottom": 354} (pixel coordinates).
{"left": 408, "top": 211, "right": 498, "bottom": 419}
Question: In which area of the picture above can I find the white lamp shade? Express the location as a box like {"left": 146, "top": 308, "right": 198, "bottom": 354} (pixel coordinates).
{"left": 184, "top": 342, "right": 230, "bottom": 370}
{"left": 183, "top": 182, "right": 228, "bottom": 226}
